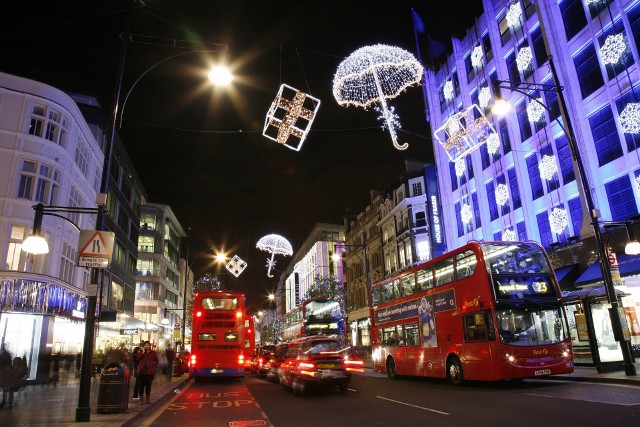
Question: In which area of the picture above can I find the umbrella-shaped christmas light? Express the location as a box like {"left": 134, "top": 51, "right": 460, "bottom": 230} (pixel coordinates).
{"left": 256, "top": 234, "right": 293, "bottom": 278}
{"left": 332, "top": 44, "right": 423, "bottom": 150}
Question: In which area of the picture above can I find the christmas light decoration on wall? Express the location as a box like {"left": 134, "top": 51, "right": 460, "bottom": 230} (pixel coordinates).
{"left": 226, "top": 255, "right": 247, "bottom": 278}
{"left": 636, "top": 175, "right": 640, "bottom": 194}
{"left": 549, "top": 207, "right": 569, "bottom": 234}
{"left": 502, "top": 229, "right": 516, "bottom": 242}
{"left": 461, "top": 203, "right": 473, "bottom": 224}
{"left": 600, "top": 33, "right": 627, "bottom": 65}
{"left": 619, "top": 102, "right": 640, "bottom": 134}
{"left": 495, "top": 183, "right": 510, "bottom": 206}
{"left": 539, "top": 154, "right": 558, "bottom": 180}
{"left": 516, "top": 47, "right": 532, "bottom": 71}
{"left": 478, "top": 86, "right": 491, "bottom": 109}
{"left": 471, "top": 45, "right": 484, "bottom": 68}
{"left": 333, "top": 44, "right": 423, "bottom": 150}
{"left": 256, "top": 234, "right": 293, "bottom": 278}
{"left": 434, "top": 104, "right": 496, "bottom": 162}
{"left": 455, "top": 158, "right": 466, "bottom": 177}
{"left": 506, "top": 3, "right": 522, "bottom": 27}
{"left": 443, "top": 80, "right": 454, "bottom": 100}
{"left": 486, "top": 133, "right": 500, "bottom": 155}
{"left": 263, "top": 84, "right": 321, "bottom": 152}
{"left": 527, "top": 98, "right": 545, "bottom": 122}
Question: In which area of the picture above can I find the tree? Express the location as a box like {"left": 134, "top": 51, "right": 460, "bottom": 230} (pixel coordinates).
{"left": 255, "top": 309, "right": 279, "bottom": 344}
{"left": 194, "top": 273, "right": 225, "bottom": 292}
{"left": 303, "top": 275, "right": 347, "bottom": 317}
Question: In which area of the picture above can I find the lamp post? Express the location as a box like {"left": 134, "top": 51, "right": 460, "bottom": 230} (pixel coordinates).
{"left": 492, "top": 56, "right": 636, "bottom": 375}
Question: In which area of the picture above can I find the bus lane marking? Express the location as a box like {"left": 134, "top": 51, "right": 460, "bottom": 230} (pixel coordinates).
{"left": 377, "top": 396, "right": 450, "bottom": 415}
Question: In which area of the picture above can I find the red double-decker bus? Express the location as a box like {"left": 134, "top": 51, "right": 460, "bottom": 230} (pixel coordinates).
{"left": 189, "top": 291, "right": 249, "bottom": 379}
{"left": 370, "top": 241, "right": 574, "bottom": 385}
{"left": 282, "top": 298, "right": 345, "bottom": 341}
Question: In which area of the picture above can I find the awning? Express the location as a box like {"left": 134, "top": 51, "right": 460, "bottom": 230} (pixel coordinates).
{"left": 553, "top": 264, "right": 580, "bottom": 291}
{"left": 562, "top": 286, "right": 628, "bottom": 302}
{"left": 574, "top": 253, "right": 640, "bottom": 286}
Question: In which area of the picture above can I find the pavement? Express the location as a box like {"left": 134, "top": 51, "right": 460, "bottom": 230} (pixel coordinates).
{"left": 1, "top": 364, "right": 639, "bottom": 427}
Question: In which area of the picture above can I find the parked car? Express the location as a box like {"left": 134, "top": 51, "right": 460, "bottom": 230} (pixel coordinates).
{"left": 278, "top": 336, "right": 350, "bottom": 396}
{"left": 264, "top": 343, "right": 289, "bottom": 382}
{"left": 253, "top": 345, "right": 276, "bottom": 377}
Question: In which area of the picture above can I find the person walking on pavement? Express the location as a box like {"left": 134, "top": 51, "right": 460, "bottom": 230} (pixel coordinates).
{"left": 164, "top": 344, "right": 175, "bottom": 380}
{"left": 131, "top": 345, "right": 141, "bottom": 400}
{"left": 136, "top": 341, "right": 159, "bottom": 405}
{"left": 0, "top": 344, "right": 13, "bottom": 408}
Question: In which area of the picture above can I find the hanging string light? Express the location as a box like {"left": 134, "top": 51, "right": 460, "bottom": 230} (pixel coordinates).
{"left": 495, "top": 183, "right": 510, "bottom": 206}
{"left": 471, "top": 45, "right": 484, "bottom": 68}
{"left": 435, "top": 104, "right": 495, "bottom": 161}
{"left": 549, "top": 207, "right": 569, "bottom": 234}
{"left": 619, "top": 102, "right": 640, "bottom": 134}
{"left": 506, "top": 3, "right": 522, "bottom": 27}
{"left": 443, "top": 80, "right": 454, "bottom": 99}
{"left": 539, "top": 154, "right": 559, "bottom": 180}
{"left": 527, "top": 98, "right": 545, "bottom": 122}
{"left": 486, "top": 133, "right": 500, "bottom": 155}
{"left": 502, "top": 228, "right": 516, "bottom": 242}
{"left": 461, "top": 203, "right": 473, "bottom": 224}
{"left": 478, "top": 86, "right": 491, "bottom": 109}
{"left": 600, "top": 33, "right": 627, "bottom": 65}
{"left": 516, "top": 46, "right": 532, "bottom": 71}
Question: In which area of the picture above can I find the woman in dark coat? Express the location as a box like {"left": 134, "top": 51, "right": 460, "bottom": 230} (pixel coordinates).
{"left": 135, "top": 341, "right": 159, "bottom": 404}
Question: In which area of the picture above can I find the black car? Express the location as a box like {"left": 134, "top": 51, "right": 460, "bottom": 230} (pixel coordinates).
{"left": 253, "top": 344, "right": 276, "bottom": 377}
{"left": 278, "top": 336, "right": 350, "bottom": 396}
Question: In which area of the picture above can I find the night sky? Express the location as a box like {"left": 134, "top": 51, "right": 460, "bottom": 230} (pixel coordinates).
{"left": 2, "top": 0, "right": 483, "bottom": 310}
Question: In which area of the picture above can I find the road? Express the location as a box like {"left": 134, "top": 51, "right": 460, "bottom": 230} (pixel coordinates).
{"left": 139, "top": 372, "right": 640, "bottom": 427}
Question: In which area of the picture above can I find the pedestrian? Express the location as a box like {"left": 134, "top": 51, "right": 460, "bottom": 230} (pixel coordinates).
{"left": 135, "top": 341, "right": 159, "bottom": 405}
{"left": 0, "top": 344, "right": 13, "bottom": 408}
{"left": 131, "top": 346, "right": 141, "bottom": 400}
{"left": 165, "top": 344, "right": 175, "bottom": 380}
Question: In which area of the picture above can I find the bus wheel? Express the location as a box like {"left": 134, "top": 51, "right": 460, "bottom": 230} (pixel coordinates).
{"left": 386, "top": 358, "right": 397, "bottom": 379}
{"left": 447, "top": 357, "right": 464, "bottom": 386}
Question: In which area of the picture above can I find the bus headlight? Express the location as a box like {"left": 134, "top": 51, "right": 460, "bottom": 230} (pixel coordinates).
{"left": 505, "top": 353, "right": 516, "bottom": 363}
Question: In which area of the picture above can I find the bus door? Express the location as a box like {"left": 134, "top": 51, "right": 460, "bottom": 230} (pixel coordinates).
{"left": 460, "top": 310, "right": 497, "bottom": 381}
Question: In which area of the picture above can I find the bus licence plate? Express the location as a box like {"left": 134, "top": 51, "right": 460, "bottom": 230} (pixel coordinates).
{"left": 211, "top": 368, "right": 224, "bottom": 374}
{"left": 534, "top": 369, "right": 551, "bottom": 376}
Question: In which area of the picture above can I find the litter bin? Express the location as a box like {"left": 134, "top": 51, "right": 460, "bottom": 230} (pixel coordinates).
{"left": 97, "top": 362, "right": 131, "bottom": 414}
{"left": 172, "top": 357, "right": 184, "bottom": 376}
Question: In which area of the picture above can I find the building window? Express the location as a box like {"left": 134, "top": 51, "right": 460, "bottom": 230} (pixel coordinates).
{"left": 507, "top": 168, "right": 522, "bottom": 210}
{"left": 499, "top": 118, "right": 511, "bottom": 154}
{"left": 560, "top": 0, "right": 587, "bottom": 41}
{"left": 472, "top": 192, "right": 481, "bottom": 227}
{"left": 115, "top": 242, "right": 126, "bottom": 267}
{"left": 517, "top": 101, "right": 532, "bottom": 142}
{"left": 555, "top": 134, "right": 575, "bottom": 185}
{"left": 573, "top": 44, "right": 604, "bottom": 99}
{"left": 542, "top": 78, "right": 560, "bottom": 123}
{"left": 449, "top": 161, "right": 459, "bottom": 191}
{"left": 605, "top": 175, "right": 638, "bottom": 221}
{"left": 27, "top": 103, "right": 67, "bottom": 146}
{"left": 16, "top": 160, "right": 59, "bottom": 204}
{"left": 526, "top": 154, "right": 544, "bottom": 200}
{"left": 517, "top": 221, "right": 528, "bottom": 241}
{"left": 486, "top": 181, "right": 499, "bottom": 221}
{"left": 568, "top": 197, "right": 583, "bottom": 237}
{"left": 536, "top": 211, "right": 553, "bottom": 249}
{"left": 480, "top": 143, "right": 491, "bottom": 170}
{"left": 629, "top": 2, "right": 640, "bottom": 57}
{"left": 28, "top": 104, "right": 45, "bottom": 137}
{"left": 111, "top": 281, "right": 124, "bottom": 311}
{"left": 68, "top": 186, "right": 85, "bottom": 225}
{"left": 506, "top": 51, "right": 521, "bottom": 85}
{"left": 5, "top": 225, "right": 26, "bottom": 270}
{"left": 455, "top": 201, "right": 464, "bottom": 237}
{"left": 17, "top": 160, "right": 36, "bottom": 199}
{"left": 531, "top": 25, "right": 547, "bottom": 69}
{"left": 482, "top": 33, "right": 493, "bottom": 63}
{"left": 411, "top": 182, "right": 423, "bottom": 196}
{"left": 498, "top": 11, "right": 512, "bottom": 46}
{"left": 74, "top": 138, "right": 90, "bottom": 177}
{"left": 58, "top": 242, "right": 76, "bottom": 284}
{"left": 589, "top": 105, "right": 623, "bottom": 166}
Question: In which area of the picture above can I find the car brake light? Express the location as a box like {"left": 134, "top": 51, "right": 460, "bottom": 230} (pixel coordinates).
{"left": 298, "top": 361, "right": 316, "bottom": 376}
{"left": 344, "top": 358, "right": 365, "bottom": 372}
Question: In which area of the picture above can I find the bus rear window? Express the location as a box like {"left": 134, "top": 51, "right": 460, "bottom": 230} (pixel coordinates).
{"left": 199, "top": 333, "right": 216, "bottom": 341}
{"left": 202, "top": 297, "right": 238, "bottom": 310}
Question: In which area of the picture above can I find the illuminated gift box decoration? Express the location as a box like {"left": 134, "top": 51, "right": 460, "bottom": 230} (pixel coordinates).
{"left": 263, "top": 84, "right": 320, "bottom": 152}
{"left": 226, "top": 255, "right": 247, "bottom": 277}
{"left": 434, "top": 104, "right": 496, "bottom": 162}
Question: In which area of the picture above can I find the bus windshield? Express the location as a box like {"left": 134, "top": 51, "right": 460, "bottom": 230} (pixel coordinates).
{"left": 482, "top": 242, "right": 551, "bottom": 275}
{"left": 202, "top": 297, "right": 238, "bottom": 310}
{"left": 496, "top": 306, "right": 568, "bottom": 346}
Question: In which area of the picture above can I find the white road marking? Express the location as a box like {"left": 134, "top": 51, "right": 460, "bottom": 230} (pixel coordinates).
{"left": 525, "top": 393, "right": 640, "bottom": 407}
{"left": 376, "top": 396, "right": 450, "bottom": 415}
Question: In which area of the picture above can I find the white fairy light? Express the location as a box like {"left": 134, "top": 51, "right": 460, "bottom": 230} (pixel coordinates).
{"left": 516, "top": 46, "right": 532, "bottom": 71}
{"left": 539, "top": 155, "right": 558, "bottom": 180}
{"left": 506, "top": 3, "right": 522, "bottom": 27}
{"left": 502, "top": 229, "right": 516, "bottom": 242}
{"left": 600, "top": 33, "right": 627, "bottom": 65}
{"left": 495, "top": 183, "right": 510, "bottom": 206}
{"left": 486, "top": 133, "right": 500, "bottom": 154}
{"left": 443, "top": 80, "right": 454, "bottom": 99}
{"left": 461, "top": 203, "right": 473, "bottom": 224}
{"left": 455, "top": 158, "right": 466, "bottom": 177}
{"left": 549, "top": 207, "right": 569, "bottom": 234}
{"left": 636, "top": 175, "right": 640, "bottom": 194}
{"left": 527, "top": 98, "right": 545, "bottom": 122}
{"left": 478, "top": 86, "right": 491, "bottom": 109}
{"left": 471, "top": 45, "right": 484, "bottom": 68}
{"left": 226, "top": 255, "right": 247, "bottom": 278}
{"left": 619, "top": 102, "right": 640, "bottom": 134}
{"left": 585, "top": 0, "right": 603, "bottom": 5}
{"left": 434, "top": 104, "right": 496, "bottom": 162}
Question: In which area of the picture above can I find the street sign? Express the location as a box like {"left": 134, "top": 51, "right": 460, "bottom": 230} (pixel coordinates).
{"left": 77, "top": 230, "right": 115, "bottom": 268}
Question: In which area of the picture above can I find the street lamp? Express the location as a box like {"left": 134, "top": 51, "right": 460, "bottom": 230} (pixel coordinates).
{"left": 491, "top": 55, "right": 636, "bottom": 375}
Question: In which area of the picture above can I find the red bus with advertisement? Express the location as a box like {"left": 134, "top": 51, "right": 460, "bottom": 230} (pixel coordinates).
{"left": 370, "top": 241, "right": 574, "bottom": 384}
{"left": 282, "top": 298, "right": 346, "bottom": 341}
{"left": 189, "top": 291, "right": 249, "bottom": 379}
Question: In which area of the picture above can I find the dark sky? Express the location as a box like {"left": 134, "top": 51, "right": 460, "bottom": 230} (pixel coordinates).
{"left": 1, "top": 0, "right": 483, "bottom": 310}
